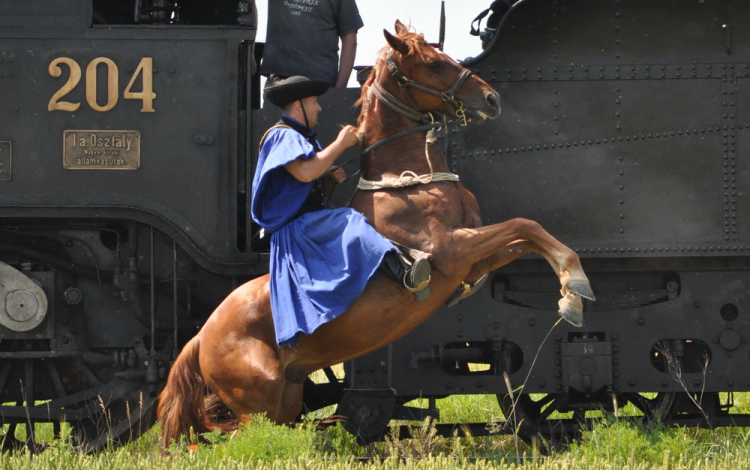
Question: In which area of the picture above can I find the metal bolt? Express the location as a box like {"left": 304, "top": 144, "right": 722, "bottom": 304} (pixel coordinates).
{"left": 64, "top": 287, "right": 83, "bottom": 305}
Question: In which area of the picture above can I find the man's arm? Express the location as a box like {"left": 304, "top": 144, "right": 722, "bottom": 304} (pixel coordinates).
{"left": 284, "top": 125, "right": 358, "bottom": 182}
{"left": 335, "top": 31, "right": 358, "bottom": 88}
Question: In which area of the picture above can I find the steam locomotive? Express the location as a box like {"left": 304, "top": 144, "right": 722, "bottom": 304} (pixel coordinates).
{"left": 1, "top": 0, "right": 749, "bottom": 451}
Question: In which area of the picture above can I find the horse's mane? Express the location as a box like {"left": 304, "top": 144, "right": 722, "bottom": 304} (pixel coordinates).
{"left": 356, "top": 25, "right": 432, "bottom": 126}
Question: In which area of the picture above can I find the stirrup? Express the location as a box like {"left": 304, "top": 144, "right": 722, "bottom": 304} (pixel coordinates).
{"left": 403, "top": 256, "right": 431, "bottom": 292}
{"left": 379, "top": 248, "right": 432, "bottom": 297}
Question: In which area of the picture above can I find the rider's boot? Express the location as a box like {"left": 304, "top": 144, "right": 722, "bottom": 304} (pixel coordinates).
{"left": 380, "top": 250, "right": 431, "bottom": 294}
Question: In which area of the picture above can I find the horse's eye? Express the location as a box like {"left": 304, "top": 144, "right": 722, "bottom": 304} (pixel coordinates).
{"left": 428, "top": 61, "right": 441, "bottom": 72}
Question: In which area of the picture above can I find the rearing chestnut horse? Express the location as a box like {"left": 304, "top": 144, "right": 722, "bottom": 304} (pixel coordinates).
{"left": 157, "top": 21, "right": 595, "bottom": 446}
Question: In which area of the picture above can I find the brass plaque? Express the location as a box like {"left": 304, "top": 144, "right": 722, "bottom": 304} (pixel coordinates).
{"left": 0, "top": 141, "right": 10, "bottom": 181}
{"left": 63, "top": 130, "right": 140, "bottom": 170}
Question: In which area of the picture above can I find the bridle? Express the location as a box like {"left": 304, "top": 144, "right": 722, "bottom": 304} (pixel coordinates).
{"left": 361, "top": 52, "right": 474, "bottom": 155}
{"left": 355, "top": 51, "right": 474, "bottom": 190}
{"left": 384, "top": 53, "right": 473, "bottom": 127}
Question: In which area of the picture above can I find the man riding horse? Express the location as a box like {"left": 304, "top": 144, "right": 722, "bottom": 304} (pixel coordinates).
{"left": 252, "top": 76, "right": 431, "bottom": 347}
{"left": 158, "top": 23, "right": 594, "bottom": 447}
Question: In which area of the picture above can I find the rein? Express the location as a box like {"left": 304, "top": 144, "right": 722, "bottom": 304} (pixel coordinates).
{"left": 357, "top": 52, "right": 473, "bottom": 191}
{"left": 362, "top": 121, "right": 443, "bottom": 155}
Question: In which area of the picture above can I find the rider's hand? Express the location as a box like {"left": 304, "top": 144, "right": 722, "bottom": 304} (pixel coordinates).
{"left": 337, "top": 125, "right": 359, "bottom": 148}
{"left": 327, "top": 166, "right": 346, "bottom": 184}
{"left": 323, "top": 165, "right": 346, "bottom": 196}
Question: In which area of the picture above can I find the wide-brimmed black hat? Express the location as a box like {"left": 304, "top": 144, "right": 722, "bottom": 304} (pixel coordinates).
{"left": 264, "top": 76, "right": 330, "bottom": 107}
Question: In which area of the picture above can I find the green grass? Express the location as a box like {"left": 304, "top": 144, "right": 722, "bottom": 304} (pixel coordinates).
{"left": 4, "top": 392, "right": 750, "bottom": 469}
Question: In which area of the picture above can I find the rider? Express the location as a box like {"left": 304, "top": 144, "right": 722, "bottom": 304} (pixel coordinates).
{"left": 251, "top": 76, "right": 431, "bottom": 347}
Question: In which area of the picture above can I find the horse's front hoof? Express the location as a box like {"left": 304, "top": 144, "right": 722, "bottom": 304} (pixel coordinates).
{"left": 567, "top": 280, "right": 596, "bottom": 302}
{"left": 559, "top": 308, "right": 584, "bottom": 328}
{"left": 558, "top": 294, "right": 584, "bottom": 327}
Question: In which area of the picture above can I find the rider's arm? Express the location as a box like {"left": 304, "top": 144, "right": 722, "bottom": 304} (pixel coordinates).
{"left": 284, "top": 125, "right": 358, "bottom": 182}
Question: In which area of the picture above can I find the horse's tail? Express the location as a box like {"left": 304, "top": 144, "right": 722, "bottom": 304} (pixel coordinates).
{"left": 157, "top": 335, "right": 238, "bottom": 447}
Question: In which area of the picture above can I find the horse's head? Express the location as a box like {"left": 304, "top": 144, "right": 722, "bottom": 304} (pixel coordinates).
{"left": 365, "top": 20, "right": 501, "bottom": 125}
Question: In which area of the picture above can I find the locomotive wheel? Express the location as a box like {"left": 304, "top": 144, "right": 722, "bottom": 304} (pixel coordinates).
{"left": 335, "top": 392, "right": 397, "bottom": 444}
{"left": 69, "top": 385, "right": 157, "bottom": 452}
{"left": 0, "top": 352, "right": 159, "bottom": 453}
{"left": 665, "top": 391, "right": 722, "bottom": 422}
{"left": 497, "top": 393, "right": 579, "bottom": 454}
{"left": 620, "top": 392, "right": 676, "bottom": 421}
{"left": 497, "top": 391, "right": 679, "bottom": 454}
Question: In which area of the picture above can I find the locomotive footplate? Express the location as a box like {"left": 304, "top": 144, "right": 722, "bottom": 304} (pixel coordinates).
{"left": 561, "top": 334, "right": 613, "bottom": 395}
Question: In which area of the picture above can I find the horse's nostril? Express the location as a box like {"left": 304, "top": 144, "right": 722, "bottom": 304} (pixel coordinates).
{"left": 486, "top": 92, "right": 501, "bottom": 115}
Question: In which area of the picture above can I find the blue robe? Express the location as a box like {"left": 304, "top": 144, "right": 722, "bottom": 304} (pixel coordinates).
{"left": 251, "top": 118, "right": 394, "bottom": 347}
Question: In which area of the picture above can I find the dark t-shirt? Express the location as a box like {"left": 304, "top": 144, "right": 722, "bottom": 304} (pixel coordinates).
{"left": 260, "top": 0, "right": 364, "bottom": 85}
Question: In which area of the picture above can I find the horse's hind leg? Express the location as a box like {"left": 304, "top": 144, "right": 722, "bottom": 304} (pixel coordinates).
{"left": 267, "top": 381, "right": 304, "bottom": 425}
{"left": 205, "top": 363, "right": 286, "bottom": 425}
{"left": 207, "top": 360, "right": 303, "bottom": 426}
{"left": 201, "top": 331, "right": 289, "bottom": 427}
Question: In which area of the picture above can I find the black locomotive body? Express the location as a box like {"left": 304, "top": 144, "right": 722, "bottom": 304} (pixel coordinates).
{"left": 1, "top": 0, "right": 749, "bottom": 449}
{"left": 339, "top": 0, "right": 750, "bottom": 443}
{"left": 0, "top": 0, "right": 267, "bottom": 448}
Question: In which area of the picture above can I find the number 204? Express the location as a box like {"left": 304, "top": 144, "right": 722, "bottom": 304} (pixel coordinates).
{"left": 48, "top": 57, "right": 156, "bottom": 113}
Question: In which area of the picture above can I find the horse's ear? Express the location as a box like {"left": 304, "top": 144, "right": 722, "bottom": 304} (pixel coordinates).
{"left": 384, "top": 29, "right": 409, "bottom": 55}
{"left": 394, "top": 20, "right": 407, "bottom": 34}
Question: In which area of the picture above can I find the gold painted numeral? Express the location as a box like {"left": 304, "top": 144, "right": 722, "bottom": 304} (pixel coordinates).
{"left": 48, "top": 57, "right": 82, "bottom": 112}
{"left": 86, "top": 57, "right": 119, "bottom": 112}
{"left": 48, "top": 57, "right": 157, "bottom": 113}
{"left": 124, "top": 58, "right": 156, "bottom": 113}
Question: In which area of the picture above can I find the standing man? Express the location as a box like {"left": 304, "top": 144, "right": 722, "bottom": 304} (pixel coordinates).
{"left": 251, "top": 76, "right": 430, "bottom": 347}
{"left": 259, "top": 0, "right": 363, "bottom": 88}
